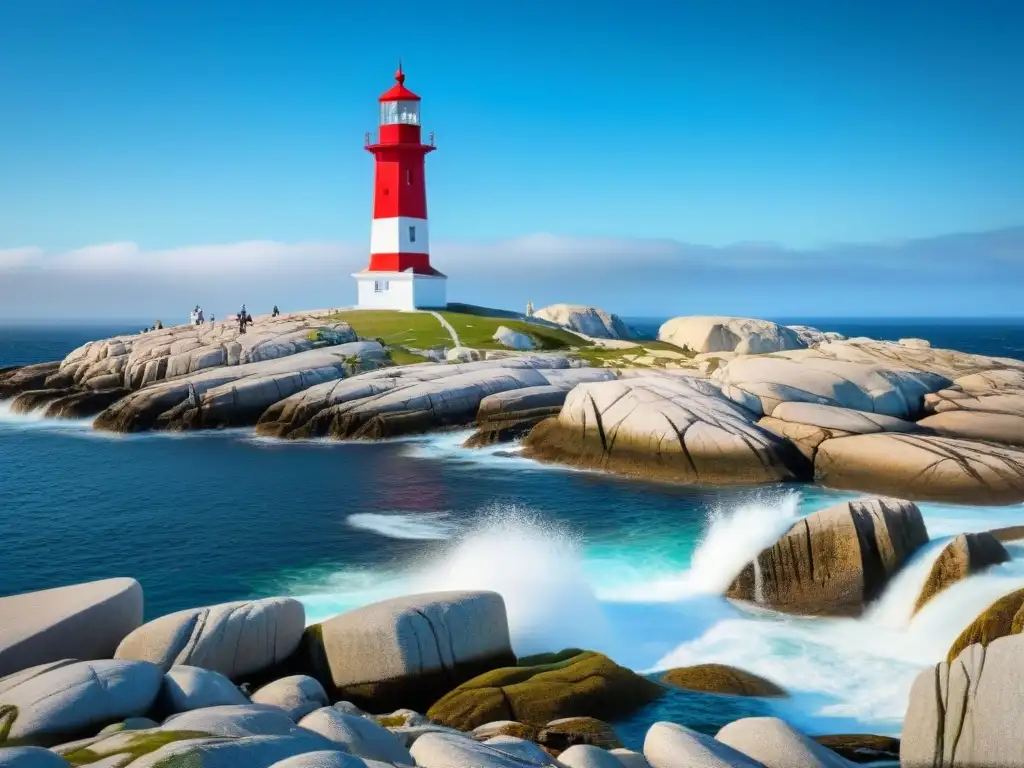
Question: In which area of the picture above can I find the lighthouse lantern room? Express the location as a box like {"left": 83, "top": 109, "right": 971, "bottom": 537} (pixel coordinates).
{"left": 353, "top": 64, "right": 447, "bottom": 310}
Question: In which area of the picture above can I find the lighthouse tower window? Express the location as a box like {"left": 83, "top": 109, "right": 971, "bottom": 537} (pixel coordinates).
{"left": 409, "top": 225, "right": 416, "bottom": 243}
{"left": 380, "top": 101, "right": 420, "bottom": 125}
{"left": 374, "top": 280, "right": 390, "bottom": 293}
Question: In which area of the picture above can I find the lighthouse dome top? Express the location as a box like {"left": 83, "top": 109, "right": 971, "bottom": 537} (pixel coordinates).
{"left": 379, "top": 64, "right": 421, "bottom": 102}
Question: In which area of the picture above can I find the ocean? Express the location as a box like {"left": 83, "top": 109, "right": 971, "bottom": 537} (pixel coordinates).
{"left": 2, "top": 317, "right": 1024, "bottom": 747}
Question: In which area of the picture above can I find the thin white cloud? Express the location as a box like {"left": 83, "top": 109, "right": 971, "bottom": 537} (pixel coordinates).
{"left": 0, "top": 227, "right": 1020, "bottom": 321}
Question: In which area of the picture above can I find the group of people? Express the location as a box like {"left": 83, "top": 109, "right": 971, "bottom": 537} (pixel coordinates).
{"left": 140, "top": 304, "right": 280, "bottom": 335}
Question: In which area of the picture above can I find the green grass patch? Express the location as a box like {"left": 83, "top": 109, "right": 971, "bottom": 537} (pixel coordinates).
{"left": 569, "top": 340, "right": 695, "bottom": 369}
{"left": 387, "top": 347, "right": 430, "bottom": 365}
{"left": 325, "top": 310, "right": 452, "bottom": 349}
{"left": 440, "top": 313, "right": 591, "bottom": 351}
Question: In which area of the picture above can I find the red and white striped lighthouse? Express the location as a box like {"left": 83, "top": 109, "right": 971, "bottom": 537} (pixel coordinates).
{"left": 353, "top": 63, "right": 447, "bottom": 310}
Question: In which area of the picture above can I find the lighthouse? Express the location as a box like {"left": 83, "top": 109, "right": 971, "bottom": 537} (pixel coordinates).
{"left": 352, "top": 64, "right": 447, "bottom": 310}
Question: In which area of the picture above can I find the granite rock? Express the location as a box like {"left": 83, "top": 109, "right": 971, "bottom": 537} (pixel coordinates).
{"left": 716, "top": 717, "right": 854, "bottom": 767}
{"left": 534, "top": 305, "right": 633, "bottom": 340}
{"left": 297, "top": 708, "right": 412, "bottom": 765}
{"left": 0, "top": 660, "right": 162, "bottom": 747}
{"left": 711, "top": 356, "right": 949, "bottom": 420}
{"left": 114, "top": 597, "right": 305, "bottom": 680}
{"left": 728, "top": 498, "right": 928, "bottom": 616}
{"left": 658, "top": 316, "right": 806, "bottom": 355}
{"left": 251, "top": 676, "right": 329, "bottom": 722}
{"left": 160, "top": 665, "right": 248, "bottom": 713}
{"left": 0, "top": 578, "right": 142, "bottom": 679}
{"left": 299, "top": 591, "right": 514, "bottom": 713}
{"left": 643, "top": 722, "right": 762, "bottom": 768}
{"left": 815, "top": 433, "right": 1024, "bottom": 505}
{"left": 521, "top": 375, "right": 810, "bottom": 485}
{"left": 902, "top": 633, "right": 1024, "bottom": 768}
{"left": 256, "top": 356, "right": 584, "bottom": 441}
{"left": 913, "top": 532, "right": 1010, "bottom": 614}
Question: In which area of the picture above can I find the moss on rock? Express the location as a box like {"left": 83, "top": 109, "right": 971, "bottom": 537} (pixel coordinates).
{"left": 62, "top": 730, "right": 213, "bottom": 766}
{"left": 947, "top": 587, "right": 1024, "bottom": 662}
{"left": 661, "top": 664, "right": 787, "bottom": 698}
{"left": 537, "top": 717, "right": 622, "bottom": 752}
{"left": 426, "top": 651, "right": 663, "bottom": 731}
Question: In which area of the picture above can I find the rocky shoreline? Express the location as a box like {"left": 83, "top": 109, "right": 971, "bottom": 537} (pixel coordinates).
{"left": 3, "top": 308, "right": 1023, "bottom": 504}
{"left": 3, "top": 493, "right": 1024, "bottom": 766}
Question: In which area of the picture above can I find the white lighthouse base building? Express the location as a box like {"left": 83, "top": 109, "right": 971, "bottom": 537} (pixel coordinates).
{"left": 352, "top": 269, "right": 448, "bottom": 311}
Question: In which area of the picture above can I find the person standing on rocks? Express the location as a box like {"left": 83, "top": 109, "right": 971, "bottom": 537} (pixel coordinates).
{"left": 272, "top": 305, "right": 280, "bottom": 317}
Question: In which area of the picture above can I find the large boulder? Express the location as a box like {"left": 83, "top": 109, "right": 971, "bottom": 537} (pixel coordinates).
{"left": 716, "top": 717, "right": 854, "bottom": 767}
{"left": 727, "top": 498, "right": 928, "bottom": 617}
{"left": 251, "top": 676, "right": 329, "bottom": 722}
{"left": 255, "top": 356, "right": 579, "bottom": 440}
{"left": 903, "top": 633, "right": 1024, "bottom": 768}
{"left": 114, "top": 597, "right": 305, "bottom": 681}
{"left": 160, "top": 665, "right": 248, "bottom": 713}
{"left": 814, "top": 433, "right": 1024, "bottom": 504}
{"left": 945, "top": 588, "right": 1024, "bottom": 663}
{"left": 658, "top": 316, "right": 806, "bottom": 355}
{"left": 661, "top": 664, "right": 786, "bottom": 698}
{"left": 521, "top": 375, "right": 810, "bottom": 485}
{"left": 297, "top": 708, "right": 412, "bottom": 764}
{"left": 0, "top": 578, "right": 143, "bottom": 678}
{"left": 426, "top": 650, "right": 663, "bottom": 731}
{"left": 711, "top": 356, "right": 949, "bottom": 420}
{"left": 643, "top": 722, "right": 762, "bottom": 768}
{"left": 913, "top": 532, "right": 1010, "bottom": 615}
{"left": 298, "top": 591, "right": 515, "bottom": 713}
{"left": 534, "top": 305, "right": 633, "bottom": 340}
{"left": 0, "top": 659, "right": 162, "bottom": 747}
{"left": 411, "top": 731, "right": 559, "bottom": 768}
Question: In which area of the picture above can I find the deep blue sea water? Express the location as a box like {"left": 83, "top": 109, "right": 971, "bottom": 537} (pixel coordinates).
{"left": 2, "top": 318, "right": 1024, "bottom": 746}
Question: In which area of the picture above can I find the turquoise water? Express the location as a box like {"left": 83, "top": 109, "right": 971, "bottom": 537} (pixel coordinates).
{"left": 2, "top": 319, "right": 1024, "bottom": 745}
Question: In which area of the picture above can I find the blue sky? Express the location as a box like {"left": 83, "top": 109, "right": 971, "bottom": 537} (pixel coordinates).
{"left": 1, "top": 0, "right": 1022, "bottom": 318}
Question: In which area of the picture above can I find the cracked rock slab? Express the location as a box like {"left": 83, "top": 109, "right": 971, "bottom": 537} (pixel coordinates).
{"left": 711, "top": 355, "right": 949, "bottom": 419}
{"left": 93, "top": 342, "right": 385, "bottom": 433}
{"left": 902, "top": 633, "right": 1024, "bottom": 768}
{"left": 815, "top": 433, "right": 1024, "bottom": 504}
{"left": 727, "top": 497, "right": 928, "bottom": 617}
{"left": 255, "top": 356, "right": 582, "bottom": 440}
{"left": 521, "top": 375, "right": 811, "bottom": 485}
